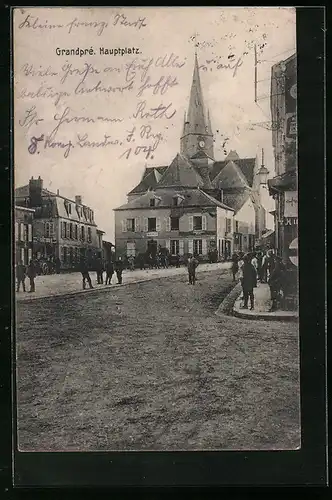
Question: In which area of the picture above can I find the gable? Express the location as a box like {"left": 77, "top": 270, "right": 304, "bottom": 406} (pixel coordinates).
{"left": 211, "top": 157, "right": 256, "bottom": 187}
{"left": 157, "top": 153, "right": 204, "bottom": 188}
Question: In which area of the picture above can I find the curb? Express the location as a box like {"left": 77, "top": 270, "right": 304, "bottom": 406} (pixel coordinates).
{"left": 233, "top": 307, "right": 298, "bottom": 322}
{"left": 215, "top": 282, "right": 242, "bottom": 318}
{"left": 16, "top": 266, "right": 230, "bottom": 304}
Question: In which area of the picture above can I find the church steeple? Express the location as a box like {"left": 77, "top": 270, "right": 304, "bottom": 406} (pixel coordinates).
{"left": 180, "top": 52, "right": 214, "bottom": 161}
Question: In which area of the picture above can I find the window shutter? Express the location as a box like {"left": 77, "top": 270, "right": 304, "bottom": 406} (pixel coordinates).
{"left": 165, "top": 217, "right": 171, "bottom": 232}
{"left": 202, "top": 215, "right": 207, "bottom": 230}
{"left": 156, "top": 218, "right": 161, "bottom": 232}
{"left": 165, "top": 239, "right": 170, "bottom": 252}
{"left": 121, "top": 220, "right": 126, "bottom": 233}
{"left": 28, "top": 224, "right": 32, "bottom": 242}
{"left": 189, "top": 216, "right": 193, "bottom": 231}
{"left": 15, "top": 222, "right": 18, "bottom": 241}
{"left": 202, "top": 239, "right": 208, "bottom": 255}
{"left": 20, "top": 223, "right": 25, "bottom": 241}
{"left": 179, "top": 240, "right": 184, "bottom": 255}
{"left": 21, "top": 248, "right": 25, "bottom": 263}
{"left": 188, "top": 239, "right": 193, "bottom": 254}
{"left": 28, "top": 248, "right": 32, "bottom": 262}
{"left": 143, "top": 217, "right": 148, "bottom": 232}
{"left": 134, "top": 217, "right": 140, "bottom": 232}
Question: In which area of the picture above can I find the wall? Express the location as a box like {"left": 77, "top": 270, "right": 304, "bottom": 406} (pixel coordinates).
{"left": 216, "top": 206, "right": 234, "bottom": 259}
{"left": 15, "top": 208, "right": 34, "bottom": 265}
{"left": 234, "top": 198, "right": 256, "bottom": 234}
{"left": 115, "top": 206, "right": 220, "bottom": 259}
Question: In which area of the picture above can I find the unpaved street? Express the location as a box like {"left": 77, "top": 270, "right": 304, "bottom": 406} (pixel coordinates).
{"left": 16, "top": 268, "right": 300, "bottom": 451}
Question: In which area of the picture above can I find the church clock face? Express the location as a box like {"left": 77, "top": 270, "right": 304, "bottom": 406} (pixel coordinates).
{"left": 198, "top": 138, "right": 205, "bottom": 148}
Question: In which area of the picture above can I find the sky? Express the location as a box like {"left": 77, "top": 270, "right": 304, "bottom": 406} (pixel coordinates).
{"left": 14, "top": 7, "right": 296, "bottom": 241}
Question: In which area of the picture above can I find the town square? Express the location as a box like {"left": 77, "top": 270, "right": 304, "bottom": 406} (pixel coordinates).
{"left": 14, "top": 7, "right": 299, "bottom": 452}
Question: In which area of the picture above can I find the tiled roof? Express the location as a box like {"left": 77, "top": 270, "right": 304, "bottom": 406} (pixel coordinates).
{"left": 115, "top": 187, "right": 233, "bottom": 211}
{"left": 222, "top": 188, "right": 252, "bottom": 213}
{"left": 210, "top": 157, "right": 256, "bottom": 187}
{"left": 156, "top": 153, "right": 205, "bottom": 188}
{"left": 212, "top": 160, "right": 249, "bottom": 189}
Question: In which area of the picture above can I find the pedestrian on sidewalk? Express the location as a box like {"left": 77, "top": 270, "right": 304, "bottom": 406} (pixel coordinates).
{"left": 231, "top": 252, "right": 239, "bottom": 281}
{"left": 55, "top": 257, "right": 61, "bottom": 274}
{"left": 251, "top": 252, "right": 258, "bottom": 278}
{"left": 115, "top": 256, "right": 124, "bottom": 284}
{"left": 175, "top": 253, "right": 181, "bottom": 268}
{"left": 268, "top": 256, "right": 285, "bottom": 311}
{"left": 187, "top": 253, "right": 199, "bottom": 285}
{"left": 16, "top": 261, "right": 26, "bottom": 292}
{"left": 240, "top": 255, "right": 257, "bottom": 310}
{"left": 256, "top": 252, "right": 263, "bottom": 282}
{"left": 237, "top": 252, "right": 245, "bottom": 300}
{"left": 80, "top": 257, "right": 93, "bottom": 290}
{"left": 27, "top": 260, "right": 37, "bottom": 293}
{"left": 105, "top": 260, "right": 114, "bottom": 285}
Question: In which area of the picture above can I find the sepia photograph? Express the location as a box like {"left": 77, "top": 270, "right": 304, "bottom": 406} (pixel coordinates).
{"left": 13, "top": 6, "right": 300, "bottom": 453}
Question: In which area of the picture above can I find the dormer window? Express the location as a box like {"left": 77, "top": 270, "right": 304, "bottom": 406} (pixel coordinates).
{"left": 172, "top": 194, "right": 184, "bottom": 206}
{"left": 150, "top": 198, "right": 155, "bottom": 207}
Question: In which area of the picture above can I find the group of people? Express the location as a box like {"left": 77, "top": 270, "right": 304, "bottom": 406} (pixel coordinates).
{"left": 231, "top": 249, "right": 288, "bottom": 311}
{"left": 80, "top": 256, "right": 124, "bottom": 290}
{"left": 15, "top": 260, "right": 37, "bottom": 293}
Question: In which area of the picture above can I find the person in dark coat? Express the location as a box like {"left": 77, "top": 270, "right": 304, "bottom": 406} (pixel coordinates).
{"left": 55, "top": 257, "right": 61, "bottom": 274}
{"left": 231, "top": 253, "right": 239, "bottom": 281}
{"left": 105, "top": 260, "right": 114, "bottom": 285}
{"left": 26, "top": 260, "right": 37, "bottom": 293}
{"left": 187, "top": 253, "right": 199, "bottom": 285}
{"left": 241, "top": 256, "right": 257, "bottom": 310}
{"left": 268, "top": 256, "right": 285, "bottom": 311}
{"left": 80, "top": 257, "right": 93, "bottom": 290}
{"left": 16, "top": 261, "right": 26, "bottom": 292}
{"left": 115, "top": 256, "right": 124, "bottom": 284}
{"left": 175, "top": 253, "right": 180, "bottom": 268}
{"left": 95, "top": 256, "right": 104, "bottom": 284}
{"left": 137, "top": 252, "right": 145, "bottom": 270}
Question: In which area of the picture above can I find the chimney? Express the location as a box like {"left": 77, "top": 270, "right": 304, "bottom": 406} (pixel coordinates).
{"left": 29, "top": 176, "right": 43, "bottom": 207}
{"left": 57, "top": 189, "right": 59, "bottom": 195}
{"left": 75, "top": 195, "right": 82, "bottom": 205}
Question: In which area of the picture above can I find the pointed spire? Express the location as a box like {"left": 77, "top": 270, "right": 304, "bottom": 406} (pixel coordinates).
{"left": 182, "top": 111, "right": 187, "bottom": 135}
{"left": 207, "top": 109, "right": 213, "bottom": 135}
{"left": 186, "top": 52, "right": 206, "bottom": 136}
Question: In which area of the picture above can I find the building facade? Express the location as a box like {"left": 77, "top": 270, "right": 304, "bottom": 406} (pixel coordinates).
{"left": 15, "top": 206, "right": 35, "bottom": 265}
{"left": 269, "top": 53, "right": 298, "bottom": 263}
{"left": 15, "top": 177, "right": 104, "bottom": 270}
{"left": 114, "top": 53, "right": 268, "bottom": 261}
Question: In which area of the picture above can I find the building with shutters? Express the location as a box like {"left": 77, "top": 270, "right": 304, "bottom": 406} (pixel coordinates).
{"left": 114, "top": 53, "right": 268, "bottom": 261}
{"left": 15, "top": 176, "right": 104, "bottom": 270}
{"left": 15, "top": 206, "right": 35, "bottom": 265}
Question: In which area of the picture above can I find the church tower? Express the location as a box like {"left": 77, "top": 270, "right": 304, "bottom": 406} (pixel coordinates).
{"left": 180, "top": 52, "right": 214, "bottom": 161}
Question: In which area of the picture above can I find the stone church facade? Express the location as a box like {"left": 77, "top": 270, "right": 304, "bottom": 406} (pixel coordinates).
{"left": 114, "top": 53, "right": 266, "bottom": 261}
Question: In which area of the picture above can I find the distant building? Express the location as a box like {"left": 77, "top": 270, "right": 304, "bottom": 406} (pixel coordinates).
{"left": 15, "top": 206, "right": 35, "bottom": 265}
{"left": 15, "top": 176, "right": 104, "bottom": 270}
{"left": 114, "top": 54, "right": 268, "bottom": 260}
{"left": 102, "top": 240, "right": 115, "bottom": 263}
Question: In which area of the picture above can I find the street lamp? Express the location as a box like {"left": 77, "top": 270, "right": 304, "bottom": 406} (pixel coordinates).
{"left": 258, "top": 148, "right": 269, "bottom": 185}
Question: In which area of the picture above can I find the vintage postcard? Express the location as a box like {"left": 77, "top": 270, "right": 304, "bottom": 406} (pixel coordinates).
{"left": 13, "top": 7, "right": 300, "bottom": 454}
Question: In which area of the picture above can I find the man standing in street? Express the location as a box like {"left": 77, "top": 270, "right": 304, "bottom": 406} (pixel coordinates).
{"left": 16, "top": 261, "right": 26, "bottom": 292}
{"left": 105, "top": 260, "right": 114, "bottom": 285}
{"left": 80, "top": 257, "right": 93, "bottom": 290}
{"left": 26, "top": 259, "right": 37, "bottom": 293}
{"left": 241, "top": 255, "right": 257, "bottom": 310}
{"left": 95, "top": 255, "right": 104, "bottom": 284}
{"left": 115, "top": 256, "right": 124, "bottom": 284}
{"left": 187, "top": 253, "right": 199, "bottom": 285}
